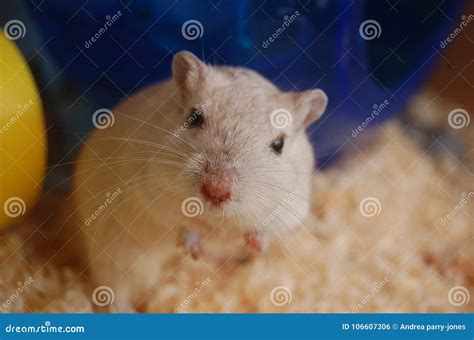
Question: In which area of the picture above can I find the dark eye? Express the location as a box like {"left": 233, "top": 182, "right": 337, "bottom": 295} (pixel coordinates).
{"left": 188, "top": 107, "right": 204, "bottom": 128}
{"left": 270, "top": 135, "right": 284, "bottom": 154}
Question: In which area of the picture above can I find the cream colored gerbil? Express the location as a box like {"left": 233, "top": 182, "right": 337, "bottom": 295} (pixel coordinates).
{"left": 73, "top": 51, "right": 327, "bottom": 311}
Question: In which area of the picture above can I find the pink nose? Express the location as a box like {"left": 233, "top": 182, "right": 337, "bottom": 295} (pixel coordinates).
{"left": 200, "top": 168, "right": 238, "bottom": 206}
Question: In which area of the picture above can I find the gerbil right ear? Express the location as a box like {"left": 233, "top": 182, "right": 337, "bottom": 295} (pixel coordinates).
{"left": 172, "top": 51, "right": 207, "bottom": 101}
{"left": 293, "top": 89, "right": 328, "bottom": 129}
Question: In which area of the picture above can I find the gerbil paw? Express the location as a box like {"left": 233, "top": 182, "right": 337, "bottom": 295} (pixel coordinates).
{"left": 177, "top": 228, "right": 203, "bottom": 260}
{"left": 244, "top": 232, "right": 266, "bottom": 253}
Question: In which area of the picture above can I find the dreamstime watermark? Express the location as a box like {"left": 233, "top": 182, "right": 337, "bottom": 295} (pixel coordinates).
{"left": 174, "top": 277, "right": 212, "bottom": 313}
{"left": 0, "top": 100, "right": 34, "bottom": 134}
{"left": 359, "top": 197, "right": 381, "bottom": 217}
{"left": 352, "top": 100, "right": 389, "bottom": 138}
{"left": 3, "top": 197, "right": 26, "bottom": 218}
{"left": 448, "top": 108, "right": 470, "bottom": 129}
{"left": 440, "top": 192, "right": 473, "bottom": 226}
{"left": 84, "top": 188, "right": 122, "bottom": 226}
{"left": 440, "top": 14, "right": 474, "bottom": 49}
{"left": 84, "top": 11, "right": 123, "bottom": 48}
{"left": 270, "top": 109, "right": 292, "bottom": 129}
{"left": 92, "top": 286, "right": 115, "bottom": 306}
{"left": 5, "top": 321, "right": 85, "bottom": 334}
{"left": 0, "top": 277, "right": 34, "bottom": 312}
{"left": 3, "top": 20, "right": 26, "bottom": 40}
{"left": 172, "top": 100, "right": 212, "bottom": 138}
{"left": 352, "top": 276, "right": 389, "bottom": 313}
{"left": 359, "top": 19, "right": 382, "bottom": 40}
{"left": 270, "top": 286, "right": 293, "bottom": 306}
{"left": 181, "top": 20, "right": 204, "bottom": 40}
{"left": 448, "top": 286, "right": 470, "bottom": 307}
{"left": 181, "top": 197, "right": 204, "bottom": 218}
{"left": 262, "top": 189, "right": 299, "bottom": 226}
{"left": 262, "top": 10, "right": 301, "bottom": 49}
{"left": 92, "top": 108, "right": 115, "bottom": 129}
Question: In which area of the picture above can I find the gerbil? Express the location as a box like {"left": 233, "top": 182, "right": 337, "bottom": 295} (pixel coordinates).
{"left": 72, "top": 51, "right": 327, "bottom": 311}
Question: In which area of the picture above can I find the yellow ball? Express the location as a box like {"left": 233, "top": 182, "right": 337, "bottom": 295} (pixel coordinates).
{"left": 0, "top": 32, "right": 46, "bottom": 228}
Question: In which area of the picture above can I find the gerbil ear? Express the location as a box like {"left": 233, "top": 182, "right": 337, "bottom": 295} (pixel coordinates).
{"left": 294, "top": 89, "right": 328, "bottom": 128}
{"left": 172, "top": 51, "right": 207, "bottom": 101}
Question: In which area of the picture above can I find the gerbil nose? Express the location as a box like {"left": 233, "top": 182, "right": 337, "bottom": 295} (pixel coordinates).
{"left": 200, "top": 168, "right": 238, "bottom": 207}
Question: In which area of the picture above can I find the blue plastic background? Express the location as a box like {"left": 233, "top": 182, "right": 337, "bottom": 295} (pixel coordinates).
{"left": 26, "top": 0, "right": 465, "bottom": 166}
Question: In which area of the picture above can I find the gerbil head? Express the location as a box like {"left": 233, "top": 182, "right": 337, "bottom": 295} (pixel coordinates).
{"left": 168, "top": 51, "right": 327, "bottom": 234}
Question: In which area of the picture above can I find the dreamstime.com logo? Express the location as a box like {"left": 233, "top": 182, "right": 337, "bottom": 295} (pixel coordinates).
{"left": 448, "top": 108, "right": 470, "bottom": 129}
{"left": 92, "top": 108, "right": 115, "bottom": 129}
{"left": 3, "top": 197, "right": 26, "bottom": 218}
{"left": 352, "top": 100, "right": 390, "bottom": 138}
{"left": 0, "top": 277, "right": 34, "bottom": 312}
{"left": 181, "top": 20, "right": 204, "bottom": 40}
{"left": 262, "top": 189, "right": 299, "bottom": 226}
{"left": 262, "top": 10, "right": 301, "bottom": 49}
{"left": 0, "top": 99, "right": 34, "bottom": 134}
{"left": 172, "top": 100, "right": 212, "bottom": 138}
{"left": 84, "top": 188, "right": 122, "bottom": 226}
{"left": 359, "top": 197, "right": 381, "bottom": 217}
{"left": 92, "top": 285, "right": 115, "bottom": 307}
{"left": 5, "top": 321, "right": 85, "bottom": 334}
{"left": 448, "top": 286, "right": 470, "bottom": 307}
{"left": 270, "top": 286, "right": 293, "bottom": 307}
{"left": 3, "top": 19, "right": 26, "bottom": 40}
{"left": 440, "top": 14, "right": 474, "bottom": 49}
{"left": 174, "top": 277, "right": 212, "bottom": 313}
{"left": 359, "top": 19, "right": 382, "bottom": 40}
{"left": 181, "top": 197, "right": 204, "bottom": 217}
{"left": 440, "top": 192, "right": 473, "bottom": 226}
{"left": 84, "top": 10, "right": 123, "bottom": 48}
{"left": 270, "top": 109, "right": 292, "bottom": 129}
{"left": 352, "top": 277, "right": 389, "bottom": 313}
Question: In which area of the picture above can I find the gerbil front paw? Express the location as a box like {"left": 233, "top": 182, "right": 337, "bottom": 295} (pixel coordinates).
{"left": 177, "top": 228, "right": 203, "bottom": 260}
{"left": 244, "top": 232, "right": 267, "bottom": 253}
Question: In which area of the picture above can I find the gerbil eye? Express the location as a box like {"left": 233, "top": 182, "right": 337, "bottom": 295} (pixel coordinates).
{"left": 188, "top": 107, "right": 204, "bottom": 128}
{"left": 270, "top": 135, "right": 284, "bottom": 154}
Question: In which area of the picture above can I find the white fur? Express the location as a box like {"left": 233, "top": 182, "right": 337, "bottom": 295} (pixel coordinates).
{"left": 72, "top": 51, "right": 327, "bottom": 310}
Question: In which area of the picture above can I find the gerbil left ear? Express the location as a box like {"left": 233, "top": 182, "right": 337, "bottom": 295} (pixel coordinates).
{"left": 294, "top": 89, "right": 328, "bottom": 129}
{"left": 172, "top": 51, "right": 207, "bottom": 101}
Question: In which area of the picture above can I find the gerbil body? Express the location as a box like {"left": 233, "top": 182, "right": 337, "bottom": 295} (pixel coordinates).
{"left": 72, "top": 51, "right": 327, "bottom": 311}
